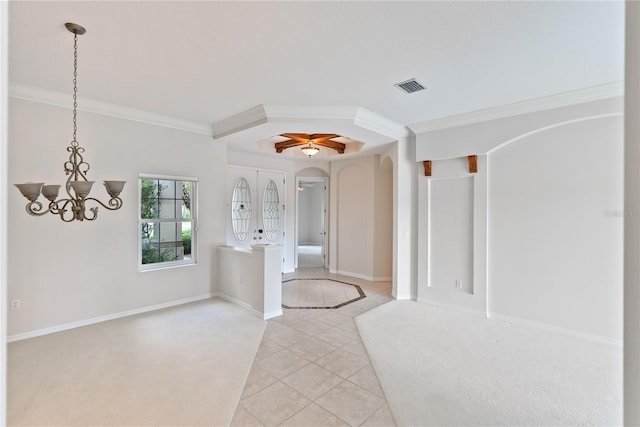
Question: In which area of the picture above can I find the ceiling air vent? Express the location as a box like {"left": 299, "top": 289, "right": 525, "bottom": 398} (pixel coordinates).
{"left": 394, "top": 78, "right": 426, "bottom": 94}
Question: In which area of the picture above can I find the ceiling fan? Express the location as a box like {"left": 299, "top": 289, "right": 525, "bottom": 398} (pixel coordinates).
{"left": 275, "top": 133, "right": 346, "bottom": 156}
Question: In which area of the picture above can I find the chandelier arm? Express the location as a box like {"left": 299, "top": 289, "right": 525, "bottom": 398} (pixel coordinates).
{"left": 59, "top": 209, "right": 78, "bottom": 223}
{"left": 82, "top": 206, "right": 99, "bottom": 221}
{"left": 84, "top": 196, "right": 124, "bottom": 211}
{"left": 54, "top": 198, "right": 78, "bottom": 222}
{"left": 24, "top": 201, "right": 51, "bottom": 216}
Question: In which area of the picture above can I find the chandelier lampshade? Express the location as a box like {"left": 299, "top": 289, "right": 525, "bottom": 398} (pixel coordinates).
{"left": 300, "top": 142, "right": 320, "bottom": 157}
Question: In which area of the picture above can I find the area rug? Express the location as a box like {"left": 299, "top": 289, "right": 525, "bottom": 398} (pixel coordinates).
{"left": 356, "top": 301, "right": 622, "bottom": 426}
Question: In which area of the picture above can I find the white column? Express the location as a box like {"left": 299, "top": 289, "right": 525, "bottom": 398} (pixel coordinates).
{"left": 625, "top": 1, "right": 640, "bottom": 424}
{"left": 393, "top": 135, "right": 417, "bottom": 300}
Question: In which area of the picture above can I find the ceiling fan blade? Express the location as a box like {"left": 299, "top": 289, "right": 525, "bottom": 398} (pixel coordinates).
{"left": 274, "top": 139, "right": 306, "bottom": 153}
{"left": 313, "top": 138, "right": 346, "bottom": 154}
{"left": 308, "top": 134, "right": 339, "bottom": 141}
{"left": 281, "top": 133, "right": 311, "bottom": 142}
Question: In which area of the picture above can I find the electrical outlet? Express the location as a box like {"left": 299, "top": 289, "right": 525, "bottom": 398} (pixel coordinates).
{"left": 455, "top": 280, "right": 462, "bottom": 288}
{"left": 10, "top": 299, "right": 20, "bottom": 310}
{"left": 240, "top": 276, "right": 243, "bottom": 285}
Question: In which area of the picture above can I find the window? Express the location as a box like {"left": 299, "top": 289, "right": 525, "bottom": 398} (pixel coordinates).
{"left": 139, "top": 174, "right": 197, "bottom": 270}
{"left": 262, "top": 179, "right": 280, "bottom": 241}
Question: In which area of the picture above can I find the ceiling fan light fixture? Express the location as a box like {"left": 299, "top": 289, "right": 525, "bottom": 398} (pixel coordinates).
{"left": 301, "top": 142, "right": 320, "bottom": 157}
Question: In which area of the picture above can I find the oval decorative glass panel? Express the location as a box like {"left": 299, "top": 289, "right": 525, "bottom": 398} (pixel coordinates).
{"left": 231, "top": 178, "right": 252, "bottom": 243}
{"left": 262, "top": 180, "right": 280, "bottom": 240}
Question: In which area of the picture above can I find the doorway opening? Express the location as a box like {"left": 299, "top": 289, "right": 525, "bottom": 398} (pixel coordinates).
{"left": 296, "top": 177, "right": 328, "bottom": 269}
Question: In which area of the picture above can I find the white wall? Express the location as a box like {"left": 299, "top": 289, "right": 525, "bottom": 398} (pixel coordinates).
{"left": 392, "top": 137, "right": 419, "bottom": 299}
{"left": 217, "top": 244, "right": 282, "bottom": 319}
{"left": 417, "top": 156, "right": 488, "bottom": 312}
{"left": 429, "top": 176, "right": 473, "bottom": 292}
{"left": 329, "top": 155, "right": 393, "bottom": 281}
{"left": 297, "top": 183, "right": 324, "bottom": 246}
{"left": 8, "top": 98, "right": 227, "bottom": 337}
{"left": 373, "top": 157, "right": 393, "bottom": 279}
{"left": 415, "top": 98, "right": 623, "bottom": 341}
{"left": 416, "top": 97, "right": 622, "bottom": 160}
{"left": 489, "top": 115, "right": 623, "bottom": 339}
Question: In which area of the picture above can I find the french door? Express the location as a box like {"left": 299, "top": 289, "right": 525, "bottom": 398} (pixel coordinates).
{"left": 227, "top": 166, "right": 285, "bottom": 250}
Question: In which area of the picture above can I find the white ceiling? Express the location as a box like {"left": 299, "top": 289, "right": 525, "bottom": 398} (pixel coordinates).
{"left": 9, "top": 1, "right": 624, "bottom": 158}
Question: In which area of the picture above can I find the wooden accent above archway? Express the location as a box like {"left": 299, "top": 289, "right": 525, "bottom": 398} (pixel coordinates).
{"left": 275, "top": 133, "right": 346, "bottom": 154}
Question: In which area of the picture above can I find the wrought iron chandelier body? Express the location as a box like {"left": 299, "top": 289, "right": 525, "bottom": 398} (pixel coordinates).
{"left": 14, "top": 23, "right": 125, "bottom": 222}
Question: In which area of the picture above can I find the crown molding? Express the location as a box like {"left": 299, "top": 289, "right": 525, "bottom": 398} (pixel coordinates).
{"left": 410, "top": 81, "right": 624, "bottom": 134}
{"left": 212, "top": 105, "right": 269, "bottom": 139}
{"left": 264, "top": 105, "right": 360, "bottom": 120}
{"left": 9, "top": 82, "right": 214, "bottom": 136}
{"left": 212, "top": 104, "right": 411, "bottom": 140}
{"left": 354, "top": 108, "right": 413, "bottom": 139}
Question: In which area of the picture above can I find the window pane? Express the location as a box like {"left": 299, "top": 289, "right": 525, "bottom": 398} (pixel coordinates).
{"left": 141, "top": 222, "right": 159, "bottom": 242}
{"left": 181, "top": 181, "right": 192, "bottom": 219}
{"left": 140, "top": 179, "right": 160, "bottom": 219}
{"left": 182, "top": 222, "right": 192, "bottom": 256}
{"left": 159, "top": 222, "right": 179, "bottom": 242}
{"left": 231, "top": 178, "right": 252, "bottom": 243}
{"left": 159, "top": 199, "right": 176, "bottom": 219}
{"left": 159, "top": 180, "right": 176, "bottom": 199}
{"left": 263, "top": 179, "right": 280, "bottom": 240}
{"left": 139, "top": 176, "right": 197, "bottom": 269}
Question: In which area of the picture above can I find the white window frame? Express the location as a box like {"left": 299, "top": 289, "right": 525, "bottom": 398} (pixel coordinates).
{"left": 138, "top": 173, "right": 198, "bottom": 272}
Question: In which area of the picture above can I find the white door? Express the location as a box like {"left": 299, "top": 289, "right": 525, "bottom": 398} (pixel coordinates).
{"left": 227, "top": 167, "right": 285, "bottom": 266}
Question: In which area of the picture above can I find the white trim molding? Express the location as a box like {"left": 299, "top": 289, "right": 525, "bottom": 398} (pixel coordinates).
{"left": 410, "top": 81, "right": 623, "bottom": 134}
{"left": 216, "top": 293, "right": 274, "bottom": 320}
{"left": 9, "top": 82, "right": 214, "bottom": 136}
{"left": 8, "top": 293, "right": 214, "bottom": 343}
{"left": 330, "top": 269, "right": 392, "bottom": 282}
{"left": 488, "top": 312, "right": 623, "bottom": 347}
{"left": 417, "top": 297, "right": 487, "bottom": 317}
{"left": 212, "top": 104, "right": 411, "bottom": 141}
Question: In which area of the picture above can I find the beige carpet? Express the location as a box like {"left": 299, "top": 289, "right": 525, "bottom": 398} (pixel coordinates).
{"left": 8, "top": 298, "right": 266, "bottom": 426}
{"left": 356, "top": 301, "right": 622, "bottom": 426}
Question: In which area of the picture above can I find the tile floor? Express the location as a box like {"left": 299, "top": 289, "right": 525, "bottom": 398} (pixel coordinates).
{"left": 282, "top": 278, "right": 365, "bottom": 309}
{"left": 231, "top": 269, "right": 396, "bottom": 427}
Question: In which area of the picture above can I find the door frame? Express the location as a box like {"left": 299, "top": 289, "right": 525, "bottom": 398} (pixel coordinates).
{"left": 295, "top": 176, "right": 329, "bottom": 269}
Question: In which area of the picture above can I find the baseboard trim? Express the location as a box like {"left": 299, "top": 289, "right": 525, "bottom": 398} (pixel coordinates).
{"left": 216, "top": 294, "right": 264, "bottom": 319}
{"left": 331, "top": 269, "right": 392, "bottom": 282}
{"left": 8, "top": 293, "right": 214, "bottom": 343}
{"left": 264, "top": 309, "right": 283, "bottom": 320}
{"left": 487, "top": 312, "right": 623, "bottom": 347}
{"left": 394, "top": 293, "right": 415, "bottom": 301}
{"left": 417, "top": 297, "right": 486, "bottom": 317}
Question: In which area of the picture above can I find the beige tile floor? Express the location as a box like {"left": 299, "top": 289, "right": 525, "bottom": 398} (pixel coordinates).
{"left": 231, "top": 269, "right": 397, "bottom": 427}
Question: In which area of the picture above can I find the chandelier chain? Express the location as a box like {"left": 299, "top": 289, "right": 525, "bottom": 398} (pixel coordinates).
{"left": 72, "top": 33, "right": 78, "bottom": 146}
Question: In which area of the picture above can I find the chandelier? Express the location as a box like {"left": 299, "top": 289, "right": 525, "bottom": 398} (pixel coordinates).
{"left": 300, "top": 141, "right": 320, "bottom": 157}
{"left": 14, "top": 23, "right": 125, "bottom": 222}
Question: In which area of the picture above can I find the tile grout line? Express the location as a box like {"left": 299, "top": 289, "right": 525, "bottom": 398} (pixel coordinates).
{"left": 233, "top": 273, "right": 395, "bottom": 426}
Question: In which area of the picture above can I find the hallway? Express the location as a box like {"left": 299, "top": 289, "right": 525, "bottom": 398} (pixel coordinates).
{"left": 231, "top": 269, "right": 396, "bottom": 426}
